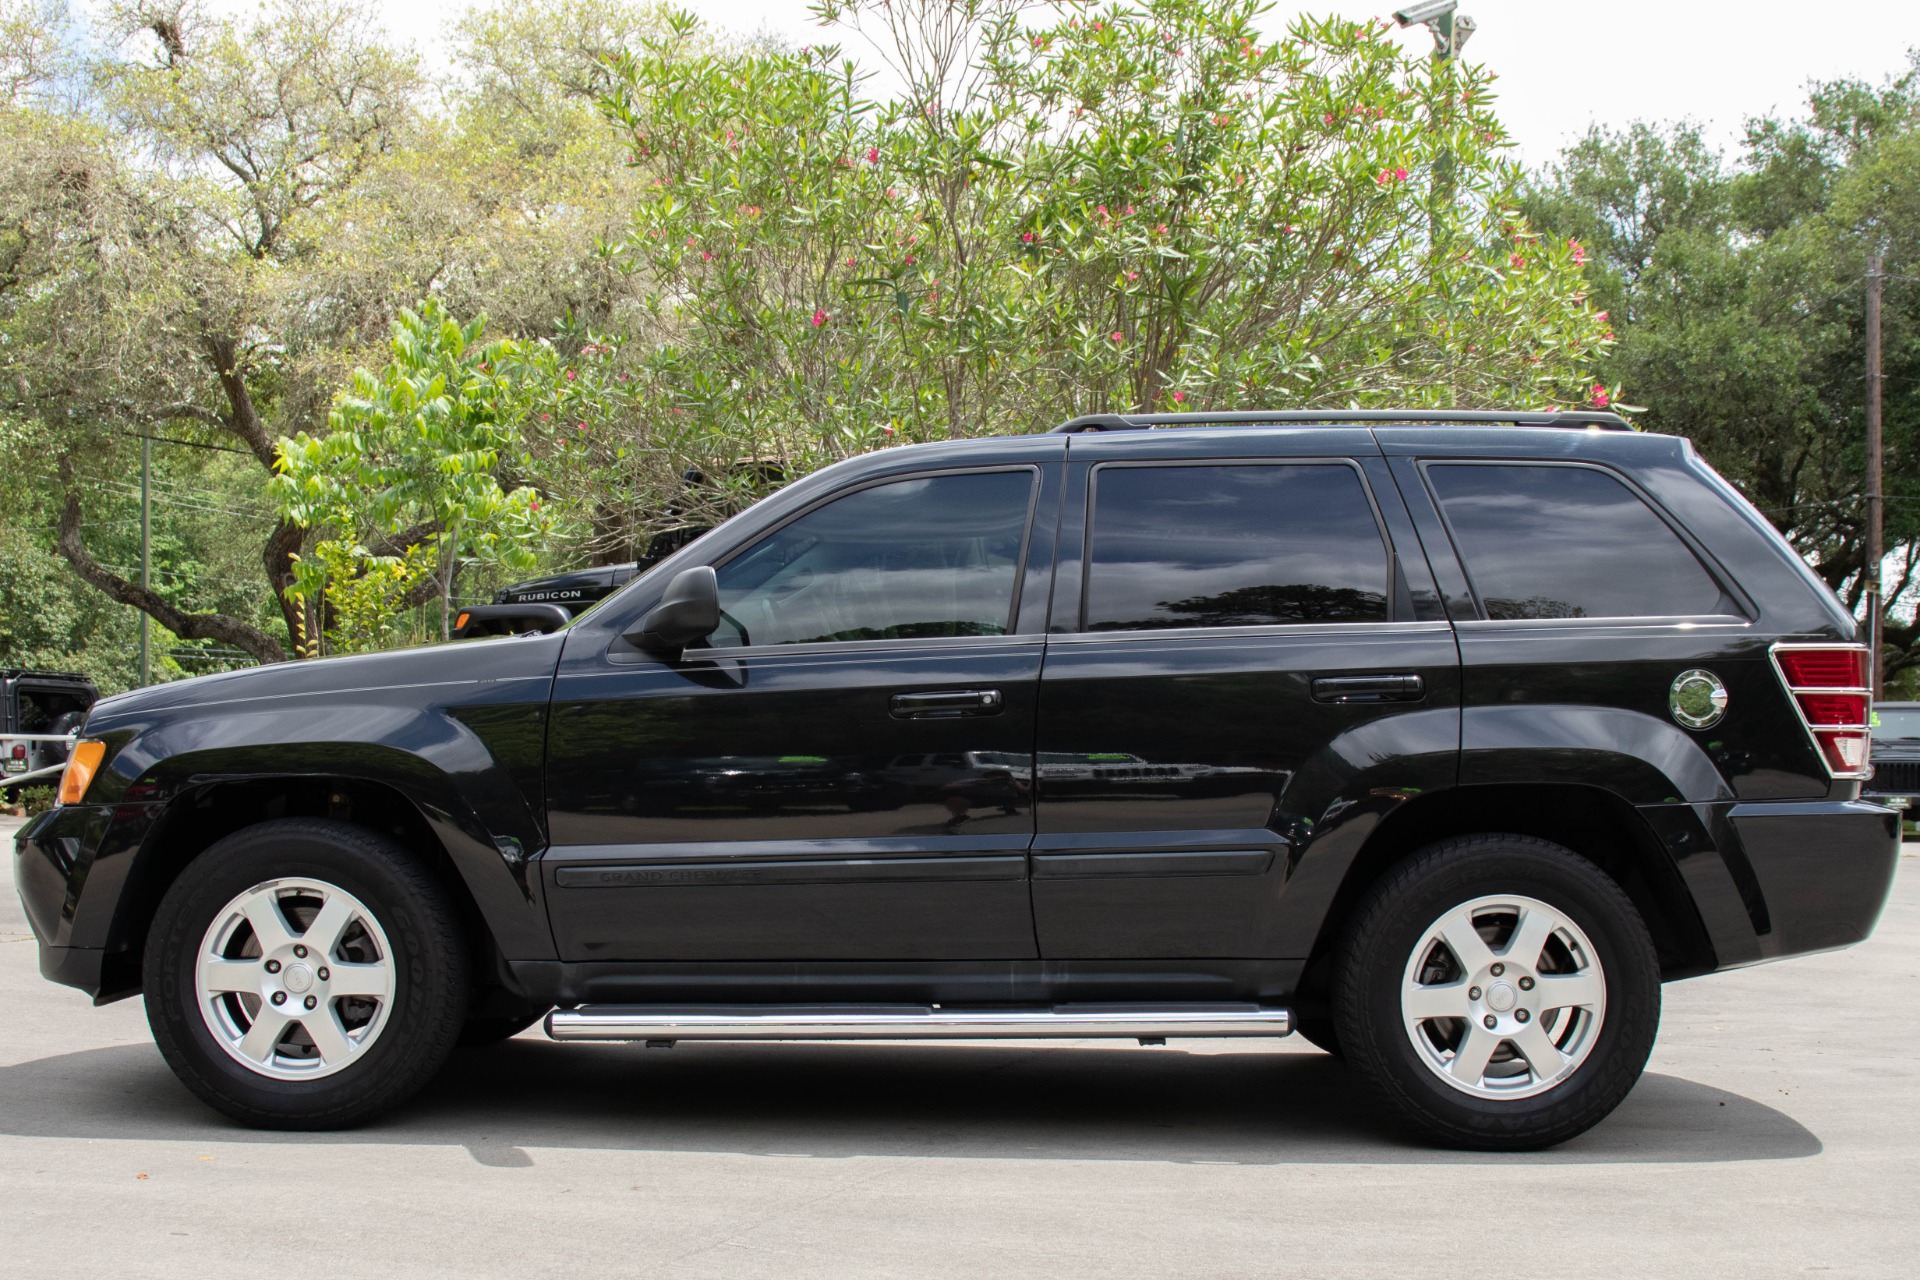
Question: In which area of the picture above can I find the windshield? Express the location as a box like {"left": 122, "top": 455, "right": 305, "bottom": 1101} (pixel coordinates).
{"left": 1874, "top": 708, "right": 1920, "bottom": 741}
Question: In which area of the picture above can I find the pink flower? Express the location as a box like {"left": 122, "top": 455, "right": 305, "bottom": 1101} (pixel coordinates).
{"left": 882, "top": 425, "right": 896, "bottom": 435}
{"left": 539, "top": 413, "right": 551, "bottom": 422}
{"left": 1155, "top": 223, "right": 1167, "bottom": 235}
{"left": 701, "top": 251, "right": 714, "bottom": 261}
{"left": 1021, "top": 231, "right": 1035, "bottom": 243}
{"left": 530, "top": 498, "right": 540, "bottom": 511}
{"left": 1110, "top": 331, "right": 1124, "bottom": 343}
{"left": 866, "top": 147, "right": 880, "bottom": 164}
{"left": 565, "top": 369, "right": 576, "bottom": 381}
{"left": 811, "top": 309, "right": 828, "bottom": 327}
{"left": 845, "top": 256, "right": 857, "bottom": 267}
{"left": 1590, "top": 384, "right": 1611, "bottom": 408}
{"left": 1395, "top": 167, "right": 1408, "bottom": 181}
{"left": 1510, "top": 254, "right": 1527, "bottom": 269}
{"left": 1594, "top": 311, "right": 1608, "bottom": 322}
{"left": 1324, "top": 113, "right": 1335, "bottom": 124}
{"left": 1569, "top": 237, "right": 1586, "bottom": 266}
{"left": 1125, "top": 206, "right": 1135, "bottom": 216}
{"left": 686, "top": 236, "right": 697, "bottom": 246}
{"left": 904, "top": 254, "right": 916, "bottom": 264}
{"left": 1126, "top": 271, "right": 1139, "bottom": 281}
{"left": 1171, "top": 391, "right": 1186, "bottom": 403}
{"left": 1098, "top": 204, "right": 1109, "bottom": 219}
{"left": 576, "top": 423, "right": 588, "bottom": 432}
{"left": 886, "top": 187, "right": 898, "bottom": 199}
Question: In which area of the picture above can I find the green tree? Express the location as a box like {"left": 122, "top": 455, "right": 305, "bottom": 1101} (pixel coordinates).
{"left": 598, "top": 0, "right": 1613, "bottom": 474}
{"left": 270, "top": 302, "right": 551, "bottom": 652}
{"left": 1525, "top": 54, "right": 1920, "bottom": 683}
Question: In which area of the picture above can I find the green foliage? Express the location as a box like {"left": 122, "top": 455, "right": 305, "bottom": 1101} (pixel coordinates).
{"left": 271, "top": 302, "right": 552, "bottom": 651}
{"left": 599, "top": 0, "right": 1612, "bottom": 471}
{"left": 1525, "top": 52, "right": 1920, "bottom": 680}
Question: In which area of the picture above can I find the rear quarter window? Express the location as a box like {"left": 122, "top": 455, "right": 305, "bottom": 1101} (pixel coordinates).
{"left": 1427, "top": 463, "right": 1741, "bottom": 621}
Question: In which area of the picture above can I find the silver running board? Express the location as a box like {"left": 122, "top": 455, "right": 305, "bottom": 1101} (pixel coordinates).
{"left": 545, "top": 1002, "right": 1292, "bottom": 1043}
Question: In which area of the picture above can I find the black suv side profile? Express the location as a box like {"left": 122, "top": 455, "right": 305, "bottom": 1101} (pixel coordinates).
{"left": 14, "top": 410, "right": 1899, "bottom": 1150}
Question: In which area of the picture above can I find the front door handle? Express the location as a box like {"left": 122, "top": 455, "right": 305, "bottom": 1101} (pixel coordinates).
{"left": 1310, "top": 674, "right": 1425, "bottom": 704}
{"left": 889, "top": 689, "right": 1005, "bottom": 719}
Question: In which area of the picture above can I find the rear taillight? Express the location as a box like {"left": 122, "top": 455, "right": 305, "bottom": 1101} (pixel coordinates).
{"left": 8, "top": 743, "right": 23, "bottom": 761}
{"left": 1770, "top": 643, "right": 1872, "bottom": 778}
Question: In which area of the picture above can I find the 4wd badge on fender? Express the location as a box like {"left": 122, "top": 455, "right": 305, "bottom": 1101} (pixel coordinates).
{"left": 1670, "top": 669, "right": 1729, "bottom": 729}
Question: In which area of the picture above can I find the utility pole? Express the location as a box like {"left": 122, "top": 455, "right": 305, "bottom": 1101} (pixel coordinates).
{"left": 140, "top": 436, "right": 152, "bottom": 687}
{"left": 1866, "top": 253, "right": 1884, "bottom": 701}
{"left": 1393, "top": 4, "right": 1476, "bottom": 242}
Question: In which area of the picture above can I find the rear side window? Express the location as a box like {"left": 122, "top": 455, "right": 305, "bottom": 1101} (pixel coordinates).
{"left": 1427, "top": 463, "right": 1738, "bottom": 621}
{"left": 1083, "top": 464, "right": 1390, "bottom": 631}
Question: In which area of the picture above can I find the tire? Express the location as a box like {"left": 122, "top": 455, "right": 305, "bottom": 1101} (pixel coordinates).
{"left": 1332, "top": 834, "right": 1660, "bottom": 1151}
{"left": 143, "top": 818, "right": 470, "bottom": 1130}
{"left": 458, "top": 1005, "right": 550, "bottom": 1048}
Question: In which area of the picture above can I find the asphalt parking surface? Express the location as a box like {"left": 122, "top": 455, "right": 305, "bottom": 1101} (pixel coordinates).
{"left": 4, "top": 813, "right": 1916, "bottom": 1278}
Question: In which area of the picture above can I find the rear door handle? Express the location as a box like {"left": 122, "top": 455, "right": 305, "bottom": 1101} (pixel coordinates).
{"left": 889, "top": 688, "right": 1005, "bottom": 719}
{"left": 1310, "top": 674, "right": 1425, "bottom": 704}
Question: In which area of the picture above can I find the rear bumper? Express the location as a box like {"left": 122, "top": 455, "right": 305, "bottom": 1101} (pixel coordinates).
{"left": 1727, "top": 800, "right": 1901, "bottom": 961}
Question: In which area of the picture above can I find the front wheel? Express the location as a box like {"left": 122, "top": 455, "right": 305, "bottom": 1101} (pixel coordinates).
{"left": 143, "top": 818, "right": 470, "bottom": 1130}
{"left": 1332, "top": 834, "right": 1660, "bottom": 1150}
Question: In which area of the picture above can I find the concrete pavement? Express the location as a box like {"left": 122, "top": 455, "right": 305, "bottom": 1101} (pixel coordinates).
{"left": 3, "top": 813, "right": 1916, "bottom": 1278}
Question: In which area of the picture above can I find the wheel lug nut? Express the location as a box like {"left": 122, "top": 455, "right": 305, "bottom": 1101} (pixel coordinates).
{"left": 271, "top": 992, "right": 287, "bottom": 1006}
{"left": 265, "top": 960, "right": 281, "bottom": 974}
{"left": 1483, "top": 1014, "right": 1497, "bottom": 1029}
{"left": 1519, "top": 977, "right": 1534, "bottom": 991}
{"left": 304, "top": 996, "right": 317, "bottom": 1011}
{"left": 293, "top": 945, "right": 308, "bottom": 959}
{"left": 1468, "top": 987, "right": 1482, "bottom": 1000}
{"left": 317, "top": 968, "right": 329, "bottom": 981}
{"left": 1516, "top": 1009, "right": 1530, "bottom": 1023}
{"left": 1490, "top": 963, "right": 1505, "bottom": 977}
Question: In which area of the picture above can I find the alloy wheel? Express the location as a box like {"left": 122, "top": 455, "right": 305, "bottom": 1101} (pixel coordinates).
{"left": 1399, "top": 893, "right": 1607, "bottom": 1100}
{"left": 193, "top": 877, "right": 396, "bottom": 1081}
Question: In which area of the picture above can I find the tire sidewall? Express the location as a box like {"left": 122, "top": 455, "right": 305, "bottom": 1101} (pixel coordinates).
{"left": 1337, "top": 838, "right": 1660, "bottom": 1148}
{"left": 144, "top": 819, "right": 466, "bottom": 1127}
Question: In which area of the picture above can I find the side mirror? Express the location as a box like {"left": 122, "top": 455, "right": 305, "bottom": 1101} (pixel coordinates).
{"left": 628, "top": 565, "right": 721, "bottom": 655}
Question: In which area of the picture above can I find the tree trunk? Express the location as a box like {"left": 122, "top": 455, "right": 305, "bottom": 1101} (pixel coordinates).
{"left": 54, "top": 482, "right": 288, "bottom": 666}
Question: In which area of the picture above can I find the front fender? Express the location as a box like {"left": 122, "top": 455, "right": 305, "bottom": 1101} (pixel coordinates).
{"left": 77, "top": 638, "right": 562, "bottom": 961}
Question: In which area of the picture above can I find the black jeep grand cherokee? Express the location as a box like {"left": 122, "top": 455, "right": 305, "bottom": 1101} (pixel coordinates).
{"left": 15, "top": 410, "right": 1900, "bottom": 1150}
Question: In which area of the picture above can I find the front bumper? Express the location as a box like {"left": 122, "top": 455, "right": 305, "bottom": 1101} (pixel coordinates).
{"left": 13, "top": 802, "right": 157, "bottom": 1002}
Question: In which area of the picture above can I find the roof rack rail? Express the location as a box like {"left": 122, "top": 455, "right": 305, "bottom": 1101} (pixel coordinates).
{"left": 1049, "top": 409, "right": 1634, "bottom": 434}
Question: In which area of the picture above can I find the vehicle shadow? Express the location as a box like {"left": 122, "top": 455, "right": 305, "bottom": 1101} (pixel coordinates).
{"left": 0, "top": 1038, "right": 1821, "bottom": 1166}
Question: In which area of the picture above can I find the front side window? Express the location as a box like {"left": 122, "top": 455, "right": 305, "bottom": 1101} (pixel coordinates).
{"left": 1083, "top": 464, "right": 1391, "bottom": 631}
{"left": 1427, "top": 463, "right": 1738, "bottom": 621}
{"left": 713, "top": 470, "right": 1034, "bottom": 647}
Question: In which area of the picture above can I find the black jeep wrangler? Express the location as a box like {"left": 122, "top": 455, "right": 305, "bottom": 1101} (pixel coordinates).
{"left": 14, "top": 410, "right": 1899, "bottom": 1150}
{"left": 2, "top": 668, "right": 97, "bottom": 796}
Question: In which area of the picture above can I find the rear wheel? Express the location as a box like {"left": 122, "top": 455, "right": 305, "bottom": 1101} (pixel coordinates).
{"left": 1333, "top": 834, "right": 1659, "bottom": 1150}
{"left": 143, "top": 818, "right": 469, "bottom": 1130}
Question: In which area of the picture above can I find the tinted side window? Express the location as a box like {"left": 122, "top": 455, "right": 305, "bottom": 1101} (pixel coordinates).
{"left": 1428, "top": 463, "right": 1737, "bottom": 621}
{"left": 714, "top": 470, "right": 1034, "bottom": 647}
{"left": 1083, "top": 464, "right": 1390, "bottom": 631}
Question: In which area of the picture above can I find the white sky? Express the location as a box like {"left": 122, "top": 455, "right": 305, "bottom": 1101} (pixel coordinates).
{"left": 348, "top": 0, "right": 1920, "bottom": 165}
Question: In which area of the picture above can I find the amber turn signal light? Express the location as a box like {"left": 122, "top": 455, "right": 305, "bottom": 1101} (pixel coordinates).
{"left": 58, "top": 740, "right": 107, "bottom": 806}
